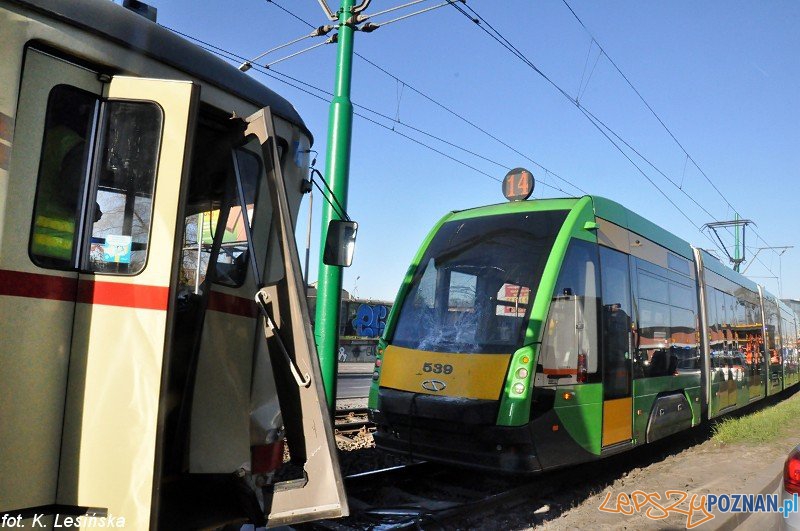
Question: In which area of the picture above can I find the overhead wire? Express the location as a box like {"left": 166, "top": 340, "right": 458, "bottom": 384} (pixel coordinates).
{"left": 559, "top": 0, "right": 781, "bottom": 262}
{"left": 263, "top": 0, "right": 587, "bottom": 195}
{"left": 449, "top": 2, "right": 779, "bottom": 275}
{"left": 161, "top": 25, "right": 537, "bottom": 190}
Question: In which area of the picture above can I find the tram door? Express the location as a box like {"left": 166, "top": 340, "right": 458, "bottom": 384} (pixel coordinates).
{"left": 599, "top": 246, "right": 633, "bottom": 447}
{"left": 0, "top": 48, "right": 104, "bottom": 512}
{"left": 57, "top": 75, "right": 199, "bottom": 529}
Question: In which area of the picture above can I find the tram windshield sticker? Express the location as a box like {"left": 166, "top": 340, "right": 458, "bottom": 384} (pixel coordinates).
{"left": 100, "top": 234, "right": 132, "bottom": 264}
{"left": 496, "top": 283, "right": 530, "bottom": 316}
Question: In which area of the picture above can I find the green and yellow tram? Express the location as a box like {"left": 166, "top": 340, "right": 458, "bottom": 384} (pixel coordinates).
{"left": 368, "top": 179, "right": 799, "bottom": 472}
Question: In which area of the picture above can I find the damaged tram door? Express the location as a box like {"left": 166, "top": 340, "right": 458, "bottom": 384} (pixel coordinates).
{"left": 156, "top": 106, "right": 348, "bottom": 528}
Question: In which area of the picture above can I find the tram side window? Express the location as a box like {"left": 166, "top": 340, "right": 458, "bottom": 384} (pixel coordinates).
{"left": 765, "top": 301, "right": 780, "bottom": 363}
{"left": 178, "top": 135, "right": 266, "bottom": 290}
{"left": 599, "top": 246, "right": 632, "bottom": 399}
{"left": 706, "top": 287, "right": 722, "bottom": 361}
{"left": 539, "top": 239, "right": 600, "bottom": 383}
{"left": 30, "top": 85, "right": 98, "bottom": 269}
{"left": 633, "top": 258, "right": 698, "bottom": 378}
{"left": 29, "top": 89, "right": 162, "bottom": 275}
{"left": 87, "top": 102, "right": 162, "bottom": 274}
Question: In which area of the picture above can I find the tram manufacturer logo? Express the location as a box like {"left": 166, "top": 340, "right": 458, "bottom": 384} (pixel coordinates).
{"left": 421, "top": 379, "right": 446, "bottom": 392}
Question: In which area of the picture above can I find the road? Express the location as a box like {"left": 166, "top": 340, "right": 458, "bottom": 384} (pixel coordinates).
{"left": 336, "top": 373, "right": 372, "bottom": 399}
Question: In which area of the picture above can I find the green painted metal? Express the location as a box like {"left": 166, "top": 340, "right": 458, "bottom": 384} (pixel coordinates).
{"left": 631, "top": 376, "right": 701, "bottom": 441}
{"left": 734, "top": 212, "right": 740, "bottom": 266}
{"left": 315, "top": 0, "right": 356, "bottom": 409}
{"left": 367, "top": 337, "right": 386, "bottom": 410}
{"left": 448, "top": 197, "right": 579, "bottom": 221}
{"left": 497, "top": 345, "right": 536, "bottom": 415}
{"left": 592, "top": 196, "right": 694, "bottom": 260}
{"left": 497, "top": 196, "right": 596, "bottom": 426}
{"left": 699, "top": 248, "right": 760, "bottom": 292}
{"left": 553, "top": 383, "right": 604, "bottom": 455}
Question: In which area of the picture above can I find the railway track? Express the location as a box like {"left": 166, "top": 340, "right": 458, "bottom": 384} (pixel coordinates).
{"left": 334, "top": 408, "right": 376, "bottom": 452}
{"left": 309, "top": 420, "right": 725, "bottom": 530}
{"left": 308, "top": 461, "right": 562, "bottom": 529}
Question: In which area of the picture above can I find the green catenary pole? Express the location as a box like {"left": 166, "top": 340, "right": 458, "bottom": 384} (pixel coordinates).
{"left": 315, "top": 0, "right": 355, "bottom": 409}
{"left": 734, "top": 212, "right": 740, "bottom": 272}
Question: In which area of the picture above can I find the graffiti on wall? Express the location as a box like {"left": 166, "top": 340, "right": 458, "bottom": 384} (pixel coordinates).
{"left": 353, "top": 303, "right": 388, "bottom": 338}
{"left": 335, "top": 301, "right": 392, "bottom": 363}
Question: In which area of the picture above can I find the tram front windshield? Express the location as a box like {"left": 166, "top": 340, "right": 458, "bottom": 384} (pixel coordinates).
{"left": 392, "top": 210, "right": 568, "bottom": 354}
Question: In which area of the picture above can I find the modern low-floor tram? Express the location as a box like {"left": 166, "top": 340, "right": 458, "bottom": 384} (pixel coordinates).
{"left": 368, "top": 194, "right": 799, "bottom": 472}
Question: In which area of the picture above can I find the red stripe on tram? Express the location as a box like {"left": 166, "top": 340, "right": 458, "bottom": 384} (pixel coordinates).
{"left": 0, "top": 269, "right": 78, "bottom": 302}
{"left": 208, "top": 291, "right": 259, "bottom": 318}
{"left": 0, "top": 268, "right": 168, "bottom": 310}
{"left": 77, "top": 280, "right": 169, "bottom": 311}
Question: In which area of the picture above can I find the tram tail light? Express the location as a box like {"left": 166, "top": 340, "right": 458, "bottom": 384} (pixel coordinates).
{"left": 577, "top": 353, "right": 588, "bottom": 383}
{"left": 785, "top": 446, "right": 800, "bottom": 495}
{"left": 251, "top": 439, "right": 284, "bottom": 475}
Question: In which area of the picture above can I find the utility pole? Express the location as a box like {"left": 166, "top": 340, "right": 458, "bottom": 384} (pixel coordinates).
{"left": 315, "top": 0, "right": 358, "bottom": 409}
{"left": 311, "top": 0, "right": 452, "bottom": 409}
{"left": 734, "top": 212, "right": 740, "bottom": 270}
{"left": 702, "top": 218, "right": 753, "bottom": 273}
{"left": 240, "top": 0, "right": 453, "bottom": 410}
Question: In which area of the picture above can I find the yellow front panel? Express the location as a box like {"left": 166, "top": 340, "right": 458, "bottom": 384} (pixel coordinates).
{"left": 602, "top": 397, "right": 632, "bottom": 446}
{"left": 380, "top": 345, "right": 511, "bottom": 400}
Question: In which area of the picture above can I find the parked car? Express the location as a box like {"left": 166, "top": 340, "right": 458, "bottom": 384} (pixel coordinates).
{"left": 783, "top": 444, "right": 800, "bottom": 530}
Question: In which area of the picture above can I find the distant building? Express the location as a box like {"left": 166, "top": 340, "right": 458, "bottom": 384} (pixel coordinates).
{"left": 306, "top": 282, "right": 393, "bottom": 364}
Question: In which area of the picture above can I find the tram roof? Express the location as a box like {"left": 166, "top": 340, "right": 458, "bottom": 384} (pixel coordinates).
{"left": 10, "top": 0, "right": 312, "bottom": 141}
{"left": 448, "top": 195, "right": 770, "bottom": 296}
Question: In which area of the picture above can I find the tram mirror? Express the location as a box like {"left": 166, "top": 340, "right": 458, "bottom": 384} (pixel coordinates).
{"left": 323, "top": 220, "right": 358, "bottom": 267}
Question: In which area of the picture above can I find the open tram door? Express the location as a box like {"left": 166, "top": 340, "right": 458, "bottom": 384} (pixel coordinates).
{"left": 153, "top": 106, "right": 349, "bottom": 529}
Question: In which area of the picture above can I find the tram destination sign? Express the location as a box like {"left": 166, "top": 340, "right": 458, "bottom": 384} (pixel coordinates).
{"left": 502, "top": 167, "right": 535, "bottom": 201}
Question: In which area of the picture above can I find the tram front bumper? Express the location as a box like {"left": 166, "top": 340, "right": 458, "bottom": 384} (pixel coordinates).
{"left": 370, "top": 388, "right": 542, "bottom": 473}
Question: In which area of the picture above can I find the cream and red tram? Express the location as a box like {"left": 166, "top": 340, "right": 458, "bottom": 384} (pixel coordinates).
{"left": 0, "top": 0, "right": 347, "bottom": 528}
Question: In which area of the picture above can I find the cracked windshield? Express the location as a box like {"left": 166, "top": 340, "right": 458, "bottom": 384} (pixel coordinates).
{"left": 391, "top": 210, "right": 567, "bottom": 354}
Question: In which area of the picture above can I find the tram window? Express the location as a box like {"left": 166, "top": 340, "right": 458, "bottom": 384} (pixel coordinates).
{"left": 638, "top": 271, "right": 668, "bottom": 305}
{"left": 667, "top": 253, "right": 691, "bottom": 276}
{"left": 669, "top": 281, "right": 695, "bottom": 310}
{"left": 723, "top": 293, "right": 738, "bottom": 326}
{"left": 600, "top": 246, "right": 632, "bottom": 398}
{"left": 635, "top": 299, "right": 672, "bottom": 378}
{"left": 87, "top": 101, "right": 162, "bottom": 274}
{"left": 215, "top": 145, "right": 262, "bottom": 287}
{"left": 30, "top": 85, "right": 98, "bottom": 269}
{"left": 670, "top": 307, "right": 699, "bottom": 372}
{"left": 177, "top": 134, "right": 267, "bottom": 290}
{"left": 448, "top": 271, "right": 477, "bottom": 309}
{"left": 706, "top": 287, "right": 723, "bottom": 356}
{"left": 734, "top": 297, "right": 747, "bottom": 325}
{"left": 718, "top": 289, "right": 729, "bottom": 330}
{"left": 539, "top": 239, "right": 600, "bottom": 382}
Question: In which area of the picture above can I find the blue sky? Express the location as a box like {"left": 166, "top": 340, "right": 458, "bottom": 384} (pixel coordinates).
{"left": 154, "top": 1, "right": 799, "bottom": 303}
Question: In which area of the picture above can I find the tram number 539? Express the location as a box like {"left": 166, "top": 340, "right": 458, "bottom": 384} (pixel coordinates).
{"left": 423, "top": 362, "right": 453, "bottom": 375}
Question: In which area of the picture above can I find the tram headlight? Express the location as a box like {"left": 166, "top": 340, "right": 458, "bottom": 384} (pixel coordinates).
{"left": 516, "top": 368, "right": 528, "bottom": 379}
{"left": 513, "top": 383, "right": 525, "bottom": 394}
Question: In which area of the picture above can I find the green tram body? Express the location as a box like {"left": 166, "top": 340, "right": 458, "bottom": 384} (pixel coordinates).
{"left": 367, "top": 196, "right": 800, "bottom": 472}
